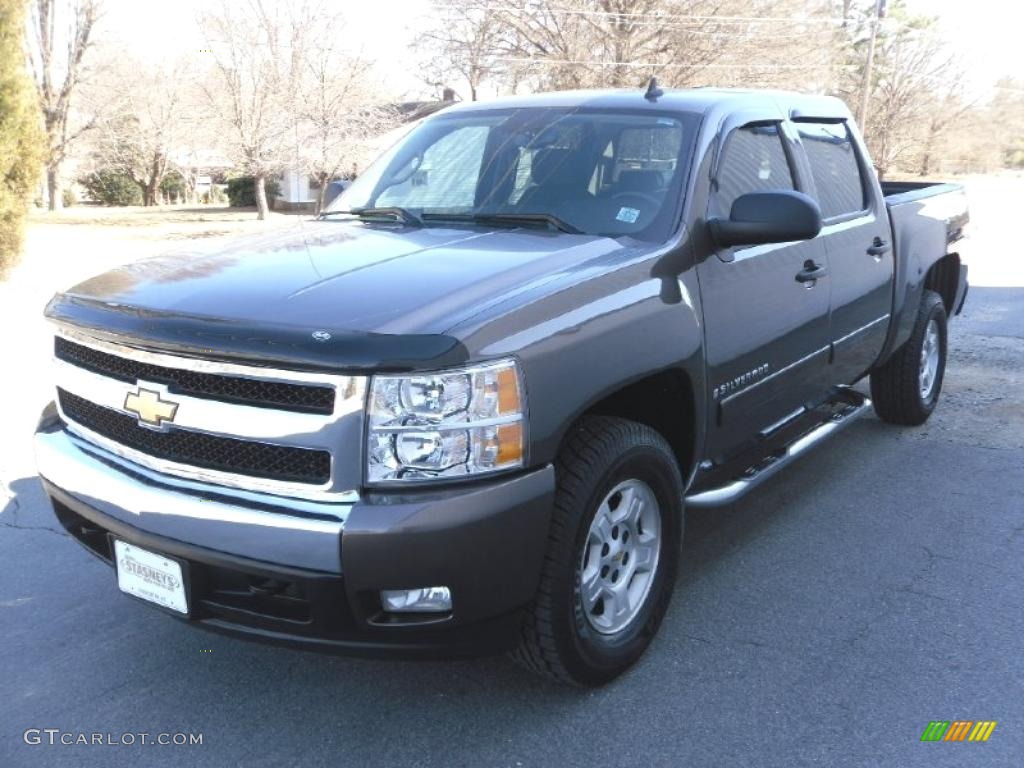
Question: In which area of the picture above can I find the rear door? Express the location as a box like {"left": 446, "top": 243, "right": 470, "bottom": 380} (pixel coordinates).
{"left": 697, "top": 120, "right": 832, "bottom": 460}
{"left": 794, "top": 121, "right": 893, "bottom": 383}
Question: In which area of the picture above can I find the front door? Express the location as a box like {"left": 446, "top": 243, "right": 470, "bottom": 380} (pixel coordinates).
{"left": 697, "top": 121, "right": 832, "bottom": 460}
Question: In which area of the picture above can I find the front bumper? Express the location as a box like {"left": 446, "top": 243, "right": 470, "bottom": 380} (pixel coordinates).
{"left": 35, "top": 420, "right": 556, "bottom": 658}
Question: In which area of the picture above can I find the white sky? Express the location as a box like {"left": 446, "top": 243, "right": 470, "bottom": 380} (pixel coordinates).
{"left": 97, "top": 0, "right": 1023, "bottom": 101}
{"left": 907, "top": 0, "right": 1024, "bottom": 96}
{"left": 97, "top": 0, "right": 432, "bottom": 97}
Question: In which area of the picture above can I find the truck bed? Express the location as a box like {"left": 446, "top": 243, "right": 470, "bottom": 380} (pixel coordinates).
{"left": 882, "top": 180, "right": 969, "bottom": 244}
{"left": 880, "top": 178, "right": 970, "bottom": 360}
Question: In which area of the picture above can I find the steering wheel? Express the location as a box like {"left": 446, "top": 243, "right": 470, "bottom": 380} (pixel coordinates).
{"left": 610, "top": 190, "right": 661, "bottom": 208}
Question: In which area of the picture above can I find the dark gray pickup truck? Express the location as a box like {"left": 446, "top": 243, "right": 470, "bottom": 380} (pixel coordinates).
{"left": 35, "top": 85, "right": 968, "bottom": 685}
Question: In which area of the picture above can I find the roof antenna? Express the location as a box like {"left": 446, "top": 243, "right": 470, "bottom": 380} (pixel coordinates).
{"left": 644, "top": 76, "right": 663, "bottom": 101}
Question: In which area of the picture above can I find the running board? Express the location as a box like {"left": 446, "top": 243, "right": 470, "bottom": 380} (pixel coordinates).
{"left": 684, "top": 391, "right": 872, "bottom": 509}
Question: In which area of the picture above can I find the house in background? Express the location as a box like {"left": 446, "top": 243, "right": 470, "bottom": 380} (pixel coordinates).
{"left": 170, "top": 148, "right": 234, "bottom": 203}
{"left": 274, "top": 90, "right": 458, "bottom": 213}
{"left": 276, "top": 170, "right": 316, "bottom": 213}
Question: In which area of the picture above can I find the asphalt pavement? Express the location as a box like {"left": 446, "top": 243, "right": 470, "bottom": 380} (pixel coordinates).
{"left": 2, "top": 237, "right": 1023, "bottom": 765}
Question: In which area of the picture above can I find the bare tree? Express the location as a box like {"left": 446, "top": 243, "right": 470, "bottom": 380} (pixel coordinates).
{"left": 298, "top": 41, "right": 398, "bottom": 213}
{"left": 986, "top": 79, "right": 1024, "bottom": 169}
{"left": 837, "top": 1, "right": 962, "bottom": 177}
{"left": 915, "top": 68, "right": 974, "bottom": 176}
{"left": 24, "top": 0, "right": 101, "bottom": 210}
{"left": 495, "top": 0, "right": 690, "bottom": 90}
{"left": 406, "top": 0, "right": 1003, "bottom": 179}
{"left": 415, "top": 3, "right": 509, "bottom": 101}
{"left": 429, "top": 0, "right": 835, "bottom": 94}
{"left": 199, "top": 0, "right": 320, "bottom": 219}
{"left": 93, "top": 59, "right": 196, "bottom": 205}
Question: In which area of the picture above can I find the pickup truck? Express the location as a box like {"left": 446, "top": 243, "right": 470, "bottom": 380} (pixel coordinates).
{"left": 34, "top": 86, "right": 969, "bottom": 686}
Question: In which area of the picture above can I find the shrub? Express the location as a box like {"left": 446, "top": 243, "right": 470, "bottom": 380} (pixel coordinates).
{"left": 61, "top": 188, "right": 76, "bottom": 208}
{"left": 1006, "top": 139, "right": 1024, "bottom": 170}
{"left": 160, "top": 170, "right": 186, "bottom": 201}
{"left": 78, "top": 168, "right": 143, "bottom": 206}
{"left": 226, "top": 176, "right": 280, "bottom": 207}
{"left": 0, "top": 0, "right": 45, "bottom": 277}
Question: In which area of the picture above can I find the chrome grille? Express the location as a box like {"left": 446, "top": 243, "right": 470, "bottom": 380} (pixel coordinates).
{"left": 51, "top": 328, "right": 366, "bottom": 501}
{"left": 55, "top": 336, "right": 336, "bottom": 414}
{"left": 58, "top": 389, "right": 331, "bottom": 485}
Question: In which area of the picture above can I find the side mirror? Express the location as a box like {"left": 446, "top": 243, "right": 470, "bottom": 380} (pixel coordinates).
{"left": 708, "top": 190, "right": 822, "bottom": 248}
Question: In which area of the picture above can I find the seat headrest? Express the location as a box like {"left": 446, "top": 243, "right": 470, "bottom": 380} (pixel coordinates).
{"left": 530, "top": 148, "right": 591, "bottom": 187}
{"left": 615, "top": 170, "right": 662, "bottom": 194}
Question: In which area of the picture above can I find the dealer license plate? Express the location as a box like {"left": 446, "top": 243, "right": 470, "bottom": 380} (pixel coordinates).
{"left": 113, "top": 540, "right": 188, "bottom": 614}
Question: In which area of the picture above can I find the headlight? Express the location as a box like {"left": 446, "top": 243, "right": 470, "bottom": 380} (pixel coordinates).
{"left": 367, "top": 358, "right": 525, "bottom": 484}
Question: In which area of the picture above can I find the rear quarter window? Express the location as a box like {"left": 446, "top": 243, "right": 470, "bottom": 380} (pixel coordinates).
{"left": 797, "top": 122, "right": 867, "bottom": 219}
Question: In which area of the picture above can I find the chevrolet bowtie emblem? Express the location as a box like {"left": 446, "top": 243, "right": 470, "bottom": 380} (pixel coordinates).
{"left": 124, "top": 386, "right": 179, "bottom": 427}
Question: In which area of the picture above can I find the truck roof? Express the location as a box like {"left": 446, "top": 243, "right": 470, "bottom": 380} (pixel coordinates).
{"left": 439, "top": 87, "right": 852, "bottom": 123}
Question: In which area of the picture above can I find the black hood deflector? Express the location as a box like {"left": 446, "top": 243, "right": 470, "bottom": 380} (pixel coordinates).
{"left": 46, "top": 294, "right": 468, "bottom": 373}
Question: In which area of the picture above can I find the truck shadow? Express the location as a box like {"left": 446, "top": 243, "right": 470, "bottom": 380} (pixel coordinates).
{"left": 1, "top": 475, "right": 68, "bottom": 537}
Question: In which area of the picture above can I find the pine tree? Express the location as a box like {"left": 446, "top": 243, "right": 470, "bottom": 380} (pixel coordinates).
{"left": 0, "top": 0, "right": 44, "bottom": 277}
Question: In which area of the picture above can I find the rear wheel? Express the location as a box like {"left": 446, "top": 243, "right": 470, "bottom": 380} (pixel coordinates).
{"left": 870, "top": 289, "right": 948, "bottom": 425}
{"left": 512, "top": 416, "right": 683, "bottom": 686}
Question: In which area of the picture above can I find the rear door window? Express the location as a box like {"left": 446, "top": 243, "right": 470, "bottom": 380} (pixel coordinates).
{"left": 713, "top": 123, "right": 794, "bottom": 217}
{"left": 609, "top": 123, "right": 684, "bottom": 191}
{"left": 797, "top": 122, "right": 867, "bottom": 219}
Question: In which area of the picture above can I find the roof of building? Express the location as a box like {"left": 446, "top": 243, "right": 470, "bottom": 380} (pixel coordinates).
{"left": 394, "top": 99, "right": 458, "bottom": 122}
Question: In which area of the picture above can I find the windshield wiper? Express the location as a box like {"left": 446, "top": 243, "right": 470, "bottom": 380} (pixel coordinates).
{"left": 474, "top": 212, "right": 582, "bottom": 234}
{"left": 320, "top": 207, "right": 422, "bottom": 226}
{"left": 421, "top": 211, "right": 582, "bottom": 234}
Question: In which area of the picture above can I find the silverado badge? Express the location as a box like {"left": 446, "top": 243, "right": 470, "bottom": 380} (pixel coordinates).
{"left": 124, "top": 386, "right": 179, "bottom": 428}
{"left": 713, "top": 363, "right": 770, "bottom": 400}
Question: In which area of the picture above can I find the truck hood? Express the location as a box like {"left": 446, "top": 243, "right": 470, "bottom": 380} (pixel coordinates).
{"left": 46, "top": 221, "right": 627, "bottom": 371}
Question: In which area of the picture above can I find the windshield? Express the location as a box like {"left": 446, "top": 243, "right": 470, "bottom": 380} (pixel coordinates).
{"left": 327, "top": 107, "right": 700, "bottom": 241}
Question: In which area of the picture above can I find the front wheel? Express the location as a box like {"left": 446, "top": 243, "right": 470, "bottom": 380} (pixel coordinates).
{"left": 512, "top": 416, "right": 683, "bottom": 686}
{"left": 870, "top": 289, "right": 948, "bottom": 425}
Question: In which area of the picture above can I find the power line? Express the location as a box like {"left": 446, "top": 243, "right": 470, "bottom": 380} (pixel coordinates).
{"left": 430, "top": 3, "right": 845, "bottom": 25}
{"left": 201, "top": 16, "right": 840, "bottom": 52}
{"left": 198, "top": 25, "right": 827, "bottom": 50}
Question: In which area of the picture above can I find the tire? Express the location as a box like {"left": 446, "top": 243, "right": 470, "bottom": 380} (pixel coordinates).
{"left": 512, "top": 416, "right": 683, "bottom": 686}
{"left": 870, "top": 289, "right": 948, "bottom": 426}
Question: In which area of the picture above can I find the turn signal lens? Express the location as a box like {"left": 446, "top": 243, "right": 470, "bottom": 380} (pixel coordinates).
{"left": 496, "top": 366, "right": 521, "bottom": 414}
{"left": 496, "top": 423, "right": 524, "bottom": 465}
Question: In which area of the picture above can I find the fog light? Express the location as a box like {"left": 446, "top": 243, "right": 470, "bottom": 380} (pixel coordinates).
{"left": 380, "top": 586, "right": 452, "bottom": 613}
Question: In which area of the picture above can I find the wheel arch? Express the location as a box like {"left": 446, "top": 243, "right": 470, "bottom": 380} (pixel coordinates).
{"left": 924, "top": 252, "right": 962, "bottom": 316}
{"left": 559, "top": 367, "right": 700, "bottom": 488}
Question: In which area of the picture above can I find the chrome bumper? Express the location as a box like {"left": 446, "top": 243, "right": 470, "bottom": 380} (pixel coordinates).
{"left": 34, "top": 428, "right": 350, "bottom": 573}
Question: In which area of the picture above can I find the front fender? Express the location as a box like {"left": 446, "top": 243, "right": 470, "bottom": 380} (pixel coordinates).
{"left": 451, "top": 259, "right": 706, "bottom": 474}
